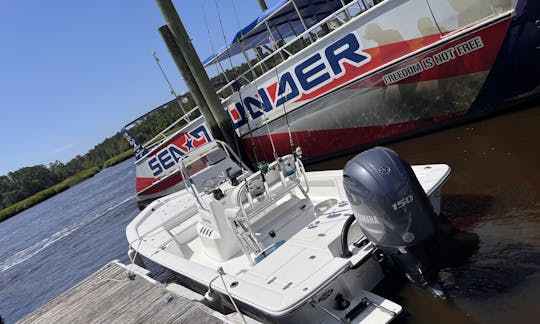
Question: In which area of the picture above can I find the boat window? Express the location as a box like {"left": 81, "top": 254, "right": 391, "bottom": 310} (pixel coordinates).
{"left": 185, "top": 159, "right": 207, "bottom": 176}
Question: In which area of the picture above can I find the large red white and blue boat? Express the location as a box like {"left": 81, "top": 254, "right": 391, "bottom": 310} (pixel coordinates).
{"left": 125, "top": 0, "right": 539, "bottom": 208}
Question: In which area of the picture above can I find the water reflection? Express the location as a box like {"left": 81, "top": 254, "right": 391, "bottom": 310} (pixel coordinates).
{"left": 308, "top": 103, "right": 540, "bottom": 323}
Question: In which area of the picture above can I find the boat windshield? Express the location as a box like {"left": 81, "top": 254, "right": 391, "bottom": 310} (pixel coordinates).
{"left": 181, "top": 141, "right": 252, "bottom": 193}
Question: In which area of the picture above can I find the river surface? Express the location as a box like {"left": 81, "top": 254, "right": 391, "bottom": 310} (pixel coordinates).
{"left": 310, "top": 103, "right": 540, "bottom": 324}
{"left": 0, "top": 104, "right": 539, "bottom": 323}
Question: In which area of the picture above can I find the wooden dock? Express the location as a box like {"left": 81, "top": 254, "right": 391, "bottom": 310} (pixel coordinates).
{"left": 19, "top": 261, "right": 255, "bottom": 323}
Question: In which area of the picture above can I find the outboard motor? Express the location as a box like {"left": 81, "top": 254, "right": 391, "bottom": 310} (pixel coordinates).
{"left": 343, "top": 147, "right": 441, "bottom": 295}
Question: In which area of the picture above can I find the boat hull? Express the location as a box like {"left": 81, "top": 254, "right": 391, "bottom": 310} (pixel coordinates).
{"left": 134, "top": 116, "right": 214, "bottom": 208}
{"left": 229, "top": 0, "right": 539, "bottom": 163}
{"left": 127, "top": 165, "right": 449, "bottom": 322}
{"left": 134, "top": 0, "right": 540, "bottom": 204}
{"left": 471, "top": 0, "right": 540, "bottom": 111}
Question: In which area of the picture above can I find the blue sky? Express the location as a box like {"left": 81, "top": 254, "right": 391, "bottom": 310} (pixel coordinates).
{"left": 0, "top": 0, "right": 276, "bottom": 175}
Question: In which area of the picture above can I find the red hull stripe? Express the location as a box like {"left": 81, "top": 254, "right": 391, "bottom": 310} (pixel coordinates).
{"left": 136, "top": 172, "right": 183, "bottom": 195}
{"left": 136, "top": 157, "right": 208, "bottom": 194}
{"left": 242, "top": 111, "right": 467, "bottom": 162}
{"left": 351, "top": 20, "right": 509, "bottom": 89}
{"left": 136, "top": 177, "right": 155, "bottom": 192}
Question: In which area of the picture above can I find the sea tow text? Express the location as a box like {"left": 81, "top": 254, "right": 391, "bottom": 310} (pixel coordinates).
{"left": 147, "top": 125, "right": 212, "bottom": 177}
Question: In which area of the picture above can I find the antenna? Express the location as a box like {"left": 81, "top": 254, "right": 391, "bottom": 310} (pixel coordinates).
{"left": 258, "top": 15, "right": 297, "bottom": 157}
{"left": 152, "top": 50, "right": 177, "bottom": 97}
{"left": 152, "top": 50, "right": 187, "bottom": 115}
{"left": 230, "top": 0, "right": 278, "bottom": 161}
{"left": 265, "top": 28, "right": 297, "bottom": 157}
{"left": 215, "top": 0, "right": 261, "bottom": 165}
{"left": 202, "top": 2, "right": 230, "bottom": 85}
{"left": 261, "top": 107, "right": 278, "bottom": 161}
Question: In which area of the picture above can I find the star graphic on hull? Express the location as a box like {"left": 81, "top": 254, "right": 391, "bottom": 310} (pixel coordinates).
{"left": 184, "top": 135, "right": 194, "bottom": 150}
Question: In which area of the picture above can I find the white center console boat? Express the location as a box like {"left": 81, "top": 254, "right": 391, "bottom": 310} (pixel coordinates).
{"left": 126, "top": 141, "right": 451, "bottom": 323}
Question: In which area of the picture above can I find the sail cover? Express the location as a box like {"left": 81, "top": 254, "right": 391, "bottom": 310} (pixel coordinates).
{"left": 202, "top": 0, "right": 355, "bottom": 65}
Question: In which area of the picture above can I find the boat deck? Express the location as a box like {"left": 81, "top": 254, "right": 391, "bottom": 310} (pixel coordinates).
{"left": 18, "top": 261, "right": 254, "bottom": 324}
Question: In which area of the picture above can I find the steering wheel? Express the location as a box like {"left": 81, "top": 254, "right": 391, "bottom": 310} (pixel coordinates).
{"left": 201, "top": 176, "right": 227, "bottom": 193}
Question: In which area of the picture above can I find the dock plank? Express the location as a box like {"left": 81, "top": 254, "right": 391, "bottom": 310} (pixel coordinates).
{"left": 18, "top": 262, "right": 226, "bottom": 324}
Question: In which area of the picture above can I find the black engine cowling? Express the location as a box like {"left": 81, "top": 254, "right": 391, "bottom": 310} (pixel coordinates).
{"left": 343, "top": 147, "right": 440, "bottom": 290}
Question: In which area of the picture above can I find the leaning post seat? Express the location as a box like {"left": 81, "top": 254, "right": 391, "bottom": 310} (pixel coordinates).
{"left": 196, "top": 194, "right": 242, "bottom": 262}
{"left": 226, "top": 155, "right": 312, "bottom": 263}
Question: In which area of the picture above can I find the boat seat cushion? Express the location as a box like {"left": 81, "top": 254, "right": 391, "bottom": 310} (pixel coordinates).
{"left": 169, "top": 216, "right": 198, "bottom": 244}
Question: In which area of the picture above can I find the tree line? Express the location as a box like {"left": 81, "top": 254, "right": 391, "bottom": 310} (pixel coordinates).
{"left": 0, "top": 97, "right": 193, "bottom": 211}
{"left": 0, "top": 133, "right": 130, "bottom": 210}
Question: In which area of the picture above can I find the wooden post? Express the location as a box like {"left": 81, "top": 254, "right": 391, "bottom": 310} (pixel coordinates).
{"left": 257, "top": 0, "right": 268, "bottom": 11}
{"left": 155, "top": 0, "right": 237, "bottom": 150}
{"left": 158, "top": 25, "right": 216, "bottom": 129}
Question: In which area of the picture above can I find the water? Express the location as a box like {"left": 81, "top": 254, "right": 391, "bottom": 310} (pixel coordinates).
{"left": 0, "top": 159, "right": 139, "bottom": 323}
{"left": 1, "top": 104, "right": 539, "bottom": 323}
{"left": 310, "top": 103, "right": 540, "bottom": 323}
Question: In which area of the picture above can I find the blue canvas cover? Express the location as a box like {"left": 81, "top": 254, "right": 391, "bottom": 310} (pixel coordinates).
{"left": 202, "top": 0, "right": 354, "bottom": 65}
